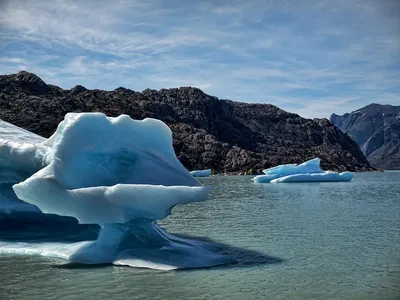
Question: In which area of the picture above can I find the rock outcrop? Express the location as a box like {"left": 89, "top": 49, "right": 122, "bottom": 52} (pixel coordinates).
{"left": 0, "top": 71, "right": 373, "bottom": 174}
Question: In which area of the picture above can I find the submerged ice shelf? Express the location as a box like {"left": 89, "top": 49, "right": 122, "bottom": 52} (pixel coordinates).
{"left": 252, "top": 158, "right": 353, "bottom": 183}
{"left": 0, "top": 113, "right": 233, "bottom": 269}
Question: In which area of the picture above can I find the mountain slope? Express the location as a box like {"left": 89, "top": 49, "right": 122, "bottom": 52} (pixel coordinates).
{"left": 0, "top": 71, "right": 372, "bottom": 173}
{"left": 331, "top": 104, "right": 400, "bottom": 170}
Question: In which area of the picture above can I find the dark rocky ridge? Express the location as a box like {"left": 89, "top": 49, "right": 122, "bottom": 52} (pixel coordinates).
{"left": 331, "top": 104, "right": 400, "bottom": 170}
{"left": 0, "top": 71, "right": 373, "bottom": 174}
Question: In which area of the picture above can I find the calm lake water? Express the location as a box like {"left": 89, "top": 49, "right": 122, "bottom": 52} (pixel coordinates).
{"left": 0, "top": 172, "right": 399, "bottom": 300}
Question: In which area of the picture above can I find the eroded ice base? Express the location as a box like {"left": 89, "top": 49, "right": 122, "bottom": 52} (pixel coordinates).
{"left": 0, "top": 220, "right": 233, "bottom": 270}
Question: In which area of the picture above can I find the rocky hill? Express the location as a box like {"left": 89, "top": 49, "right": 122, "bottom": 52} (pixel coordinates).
{"left": 0, "top": 71, "right": 373, "bottom": 174}
{"left": 331, "top": 104, "right": 400, "bottom": 170}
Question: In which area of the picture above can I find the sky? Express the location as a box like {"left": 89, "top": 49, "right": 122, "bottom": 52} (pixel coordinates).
{"left": 0, "top": 0, "right": 399, "bottom": 119}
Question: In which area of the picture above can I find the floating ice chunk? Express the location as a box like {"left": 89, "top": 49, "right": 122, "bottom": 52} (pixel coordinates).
{"left": 262, "top": 158, "right": 323, "bottom": 176}
{"left": 253, "top": 158, "right": 352, "bottom": 183}
{"left": 13, "top": 113, "right": 208, "bottom": 223}
{"left": 9, "top": 113, "right": 231, "bottom": 269}
{"left": 190, "top": 169, "right": 212, "bottom": 177}
{"left": 270, "top": 171, "right": 353, "bottom": 183}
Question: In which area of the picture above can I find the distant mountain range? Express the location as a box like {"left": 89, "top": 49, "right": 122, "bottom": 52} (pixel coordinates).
{"left": 0, "top": 71, "right": 372, "bottom": 173}
{"left": 331, "top": 104, "right": 400, "bottom": 170}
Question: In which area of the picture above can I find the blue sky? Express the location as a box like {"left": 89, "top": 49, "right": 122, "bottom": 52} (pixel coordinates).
{"left": 0, "top": 0, "right": 399, "bottom": 118}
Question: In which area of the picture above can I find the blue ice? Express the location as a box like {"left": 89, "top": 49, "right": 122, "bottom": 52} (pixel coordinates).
{"left": 252, "top": 158, "right": 352, "bottom": 183}
{"left": 0, "top": 114, "right": 232, "bottom": 269}
{"left": 190, "top": 169, "right": 212, "bottom": 177}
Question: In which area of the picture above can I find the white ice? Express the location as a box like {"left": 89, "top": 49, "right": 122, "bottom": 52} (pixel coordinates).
{"left": 13, "top": 113, "right": 208, "bottom": 222}
{"left": 1, "top": 113, "right": 232, "bottom": 269}
{"left": 270, "top": 171, "right": 353, "bottom": 183}
{"left": 0, "top": 120, "right": 46, "bottom": 213}
{"left": 252, "top": 158, "right": 352, "bottom": 183}
{"left": 190, "top": 169, "right": 212, "bottom": 177}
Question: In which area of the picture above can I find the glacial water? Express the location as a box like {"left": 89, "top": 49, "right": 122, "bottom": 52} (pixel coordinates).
{"left": 0, "top": 172, "right": 399, "bottom": 300}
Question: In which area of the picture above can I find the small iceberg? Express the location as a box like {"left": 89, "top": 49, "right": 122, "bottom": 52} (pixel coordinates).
{"left": 190, "top": 169, "right": 212, "bottom": 177}
{"left": 252, "top": 158, "right": 352, "bottom": 183}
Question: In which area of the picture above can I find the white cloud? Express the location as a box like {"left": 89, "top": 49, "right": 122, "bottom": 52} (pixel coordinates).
{"left": 0, "top": 0, "right": 398, "bottom": 118}
{"left": 294, "top": 97, "right": 359, "bottom": 119}
{"left": 213, "top": 6, "right": 241, "bottom": 15}
{"left": 0, "top": 57, "right": 27, "bottom": 64}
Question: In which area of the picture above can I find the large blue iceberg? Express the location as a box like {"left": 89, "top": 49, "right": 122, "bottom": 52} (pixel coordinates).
{"left": 190, "top": 169, "right": 212, "bottom": 177}
{"left": 252, "top": 158, "right": 353, "bottom": 183}
{"left": 0, "top": 114, "right": 233, "bottom": 269}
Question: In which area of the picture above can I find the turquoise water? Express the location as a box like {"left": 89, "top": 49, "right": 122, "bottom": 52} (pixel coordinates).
{"left": 0, "top": 172, "right": 399, "bottom": 300}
